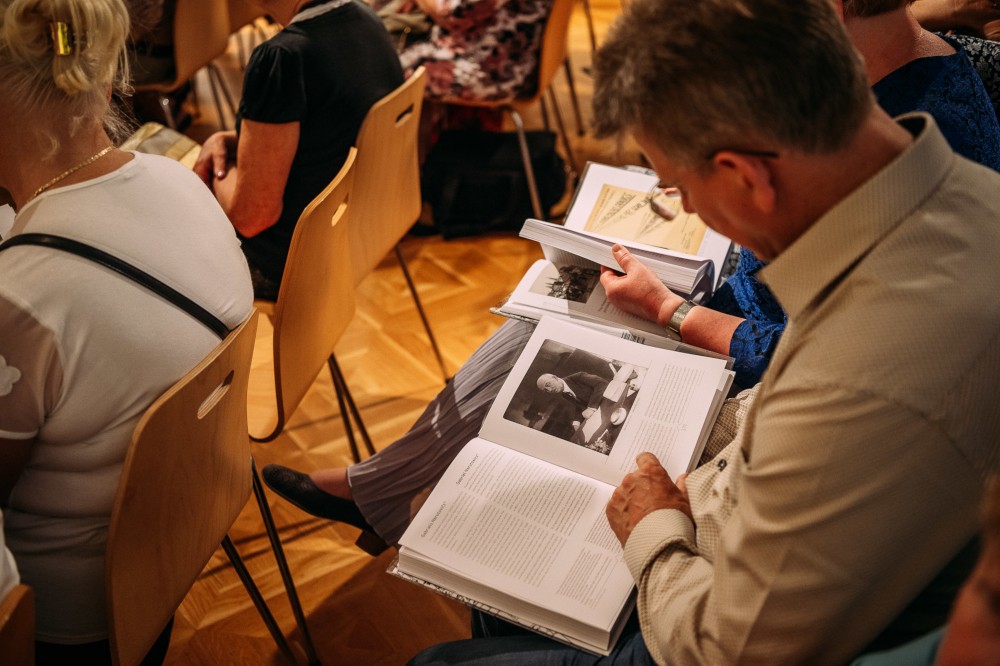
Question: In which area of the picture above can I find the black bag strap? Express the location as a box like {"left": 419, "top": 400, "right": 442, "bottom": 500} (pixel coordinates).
{"left": 0, "top": 233, "right": 229, "bottom": 339}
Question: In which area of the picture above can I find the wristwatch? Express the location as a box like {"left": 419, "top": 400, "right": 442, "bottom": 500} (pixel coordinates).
{"left": 666, "top": 300, "right": 696, "bottom": 337}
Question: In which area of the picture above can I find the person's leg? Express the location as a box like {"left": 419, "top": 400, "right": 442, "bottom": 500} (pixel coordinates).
{"left": 350, "top": 319, "right": 535, "bottom": 544}
{"left": 265, "top": 319, "right": 536, "bottom": 545}
{"left": 408, "top": 611, "right": 653, "bottom": 665}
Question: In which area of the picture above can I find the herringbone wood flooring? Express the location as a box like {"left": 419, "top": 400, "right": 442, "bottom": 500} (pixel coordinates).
{"left": 165, "top": 2, "right": 639, "bottom": 663}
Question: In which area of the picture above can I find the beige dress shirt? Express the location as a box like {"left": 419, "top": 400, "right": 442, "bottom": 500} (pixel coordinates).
{"left": 624, "top": 114, "right": 1000, "bottom": 665}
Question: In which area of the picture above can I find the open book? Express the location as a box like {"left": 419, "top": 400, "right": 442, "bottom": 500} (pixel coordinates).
{"left": 391, "top": 317, "right": 735, "bottom": 655}
{"left": 519, "top": 162, "right": 733, "bottom": 299}
{"left": 492, "top": 258, "right": 733, "bottom": 361}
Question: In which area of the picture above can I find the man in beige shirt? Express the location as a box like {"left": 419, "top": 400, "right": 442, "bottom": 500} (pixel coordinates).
{"left": 410, "top": 0, "right": 1000, "bottom": 663}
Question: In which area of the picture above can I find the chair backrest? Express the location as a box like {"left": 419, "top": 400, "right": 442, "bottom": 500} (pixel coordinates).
{"left": 523, "top": 0, "right": 576, "bottom": 105}
{"left": 105, "top": 313, "right": 259, "bottom": 666}
{"left": 138, "top": 0, "right": 232, "bottom": 92}
{"left": 227, "top": 0, "right": 262, "bottom": 33}
{"left": 253, "top": 148, "right": 358, "bottom": 441}
{"left": 348, "top": 67, "right": 427, "bottom": 286}
{"left": 0, "top": 585, "right": 34, "bottom": 666}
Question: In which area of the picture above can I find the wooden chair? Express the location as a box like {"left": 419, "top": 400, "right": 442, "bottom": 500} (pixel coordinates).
{"left": 0, "top": 585, "right": 33, "bottom": 666}
{"left": 104, "top": 313, "right": 301, "bottom": 666}
{"left": 441, "top": 0, "right": 579, "bottom": 219}
{"left": 227, "top": 0, "right": 268, "bottom": 70}
{"left": 251, "top": 148, "right": 359, "bottom": 451}
{"left": 341, "top": 66, "right": 449, "bottom": 388}
{"left": 249, "top": 149, "right": 360, "bottom": 665}
{"left": 134, "top": 0, "right": 238, "bottom": 131}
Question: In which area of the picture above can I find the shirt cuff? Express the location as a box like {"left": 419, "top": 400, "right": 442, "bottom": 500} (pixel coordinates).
{"left": 623, "top": 507, "right": 696, "bottom": 580}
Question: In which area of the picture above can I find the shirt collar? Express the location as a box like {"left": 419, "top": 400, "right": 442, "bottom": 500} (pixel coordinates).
{"left": 290, "top": 0, "right": 352, "bottom": 24}
{"left": 759, "top": 112, "right": 955, "bottom": 319}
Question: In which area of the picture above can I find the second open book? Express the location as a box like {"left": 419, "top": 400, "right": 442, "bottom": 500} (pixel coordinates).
{"left": 392, "top": 317, "right": 734, "bottom": 655}
{"left": 518, "top": 162, "right": 734, "bottom": 299}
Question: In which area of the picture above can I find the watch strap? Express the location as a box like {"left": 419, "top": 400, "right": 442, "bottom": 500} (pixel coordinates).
{"left": 667, "top": 300, "right": 696, "bottom": 335}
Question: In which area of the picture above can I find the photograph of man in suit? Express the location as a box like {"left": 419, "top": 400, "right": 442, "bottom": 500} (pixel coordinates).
{"left": 536, "top": 372, "right": 610, "bottom": 422}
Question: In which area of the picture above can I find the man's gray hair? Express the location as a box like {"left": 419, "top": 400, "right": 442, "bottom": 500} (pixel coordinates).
{"left": 592, "top": 0, "right": 873, "bottom": 169}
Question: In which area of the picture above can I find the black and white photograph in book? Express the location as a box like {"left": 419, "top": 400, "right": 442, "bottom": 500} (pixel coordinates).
{"left": 534, "top": 263, "right": 600, "bottom": 304}
{"left": 502, "top": 339, "right": 647, "bottom": 455}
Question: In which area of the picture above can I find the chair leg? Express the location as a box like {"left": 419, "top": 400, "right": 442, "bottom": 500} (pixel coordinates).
{"left": 158, "top": 94, "right": 177, "bottom": 130}
{"left": 395, "top": 244, "right": 449, "bottom": 383}
{"left": 580, "top": 0, "right": 598, "bottom": 55}
{"left": 506, "top": 107, "right": 545, "bottom": 220}
{"left": 546, "top": 88, "right": 580, "bottom": 175}
{"left": 327, "top": 355, "right": 365, "bottom": 463}
{"left": 220, "top": 535, "right": 298, "bottom": 664}
{"left": 251, "top": 460, "right": 322, "bottom": 666}
{"left": 563, "top": 56, "right": 586, "bottom": 137}
{"left": 328, "top": 355, "right": 377, "bottom": 457}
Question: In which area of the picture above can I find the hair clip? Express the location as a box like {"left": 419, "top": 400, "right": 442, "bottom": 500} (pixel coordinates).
{"left": 49, "top": 21, "right": 73, "bottom": 56}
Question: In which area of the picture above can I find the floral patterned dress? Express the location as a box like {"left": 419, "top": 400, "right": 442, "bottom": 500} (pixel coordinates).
{"left": 399, "top": 0, "right": 554, "bottom": 101}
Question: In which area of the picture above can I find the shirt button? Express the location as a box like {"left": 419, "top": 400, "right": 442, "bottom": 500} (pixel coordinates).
{"left": 717, "top": 458, "right": 727, "bottom": 471}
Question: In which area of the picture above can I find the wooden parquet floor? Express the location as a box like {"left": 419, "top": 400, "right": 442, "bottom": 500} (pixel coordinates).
{"left": 166, "top": 2, "right": 638, "bottom": 664}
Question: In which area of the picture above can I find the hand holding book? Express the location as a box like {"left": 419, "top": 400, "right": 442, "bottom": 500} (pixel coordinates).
{"left": 600, "top": 244, "right": 687, "bottom": 330}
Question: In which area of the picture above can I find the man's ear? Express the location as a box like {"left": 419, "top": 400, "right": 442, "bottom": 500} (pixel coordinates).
{"left": 712, "top": 151, "right": 777, "bottom": 215}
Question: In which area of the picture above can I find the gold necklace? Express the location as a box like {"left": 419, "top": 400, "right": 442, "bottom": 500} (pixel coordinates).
{"left": 30, "top": 145, "right": 115, "bottom": 202}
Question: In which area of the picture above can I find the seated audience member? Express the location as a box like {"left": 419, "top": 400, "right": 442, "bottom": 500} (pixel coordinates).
{"left": 264, "top": 0, "right": 1000, "bottom": 550}
{"left": 0, "top": 0, "right": 253, "bottom": 660}
{"left": 842, "top": 0, "right": 1000, "bottom": 170}
{"left": 125, "top": 0, "right": 175, "bottom": 85}
{"left": 406, "top": 0, "right": 1000, "bottom": 662}
{"left": 397, "top": 0, "right": 554, "bottom": 102}
{"left": 852, "top": 476, "right": 1000, "bottom": 666}
{"left": 193, "top": 0, "right": 404, "bottom": 300}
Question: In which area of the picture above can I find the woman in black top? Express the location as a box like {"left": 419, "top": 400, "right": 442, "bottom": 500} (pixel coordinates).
{"left": 194, "top": 0, "right": 404, "bottom": 299}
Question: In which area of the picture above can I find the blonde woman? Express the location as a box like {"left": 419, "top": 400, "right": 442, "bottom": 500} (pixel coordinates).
{"left": 0, "top": 0, "right": 252, "bottom": 661}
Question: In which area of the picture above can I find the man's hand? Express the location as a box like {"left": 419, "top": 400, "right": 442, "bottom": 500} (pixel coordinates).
{"left": 582, "top": 407, "right": 596, "bottom": 419}
{"left": 607, "top": 452, "right": 692, "bottom": 546}
{"left": 600, "top": 245, "right": 685, "bottom": 328}
{"left": 193, "top": 130, "right": 238, "bottom": 187}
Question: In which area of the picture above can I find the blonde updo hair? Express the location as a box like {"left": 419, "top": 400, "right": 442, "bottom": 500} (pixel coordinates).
{"left": 0, "top": 0, "right": 131, "bottom": 153}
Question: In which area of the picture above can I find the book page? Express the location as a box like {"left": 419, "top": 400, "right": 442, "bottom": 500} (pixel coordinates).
{"left": 502, "top": 259, "right": 667, "bottom": 336}
{"left": 479, "top": 317, "right": 732, "bottom": 486}
{"left": 584, "top": 183, "right": 706, "bottom": 255}
{"left": 398, "top": 438, "right": 634, "bottom": 635}
{"left": 562, "top": 162, "right": 733, "bottom": 290}
{"left": 521, "top": 219, "right": 708, "bottom": 296}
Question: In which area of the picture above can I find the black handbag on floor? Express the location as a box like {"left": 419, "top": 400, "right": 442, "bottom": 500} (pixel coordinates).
{"left": 421, "top": 129, "right": 567, "bottom": 239}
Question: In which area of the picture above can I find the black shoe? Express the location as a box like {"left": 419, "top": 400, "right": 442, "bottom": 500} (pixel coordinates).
{"left": 262, "top": 464, "right": 389, "bottom": 555}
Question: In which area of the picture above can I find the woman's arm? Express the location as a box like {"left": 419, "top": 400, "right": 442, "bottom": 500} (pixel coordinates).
{"left": 599, "top": 245, "right": 743, "bottom": 356}
{"left": 209, "top": 119, "right": 300, "bottom": 239}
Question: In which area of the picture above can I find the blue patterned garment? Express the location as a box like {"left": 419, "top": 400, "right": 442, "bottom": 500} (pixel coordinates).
{"left": 873, "top": 35, "right": 1000, "bottom": 172}
{"left": 706, "top": 247, "right": 785, "bottom": 388}
{"left": 707, "top": 36, "right": 1000, "bottom": 388}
